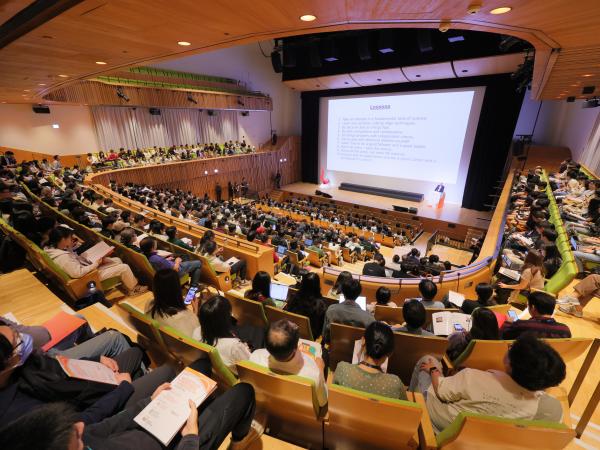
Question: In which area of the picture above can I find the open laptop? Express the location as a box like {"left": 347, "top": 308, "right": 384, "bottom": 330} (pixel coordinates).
{"left": 270, "top": 282, "right": 290, "bottom": 303}
{"left": 276, "top": 245, "right": 287, "bottom": 257}
{"left": 304, "top": 239, "right": 313, "bottom": 247}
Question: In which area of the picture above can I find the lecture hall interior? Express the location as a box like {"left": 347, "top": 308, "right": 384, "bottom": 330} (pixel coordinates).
{"left": 2, "top": 1, "right": 600, "bottom": 449}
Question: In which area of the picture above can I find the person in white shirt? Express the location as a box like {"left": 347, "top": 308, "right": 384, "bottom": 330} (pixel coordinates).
{"left": 413, "top": 334, "right": 566, "bottom": 433}
{"left": 249, "top": 319, "right": 328, "bottom": 407}
{"left": 196, "top": 295, "right": 251, "bottom": 375}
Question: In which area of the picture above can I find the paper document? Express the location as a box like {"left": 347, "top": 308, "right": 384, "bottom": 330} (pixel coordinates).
{"left": 56, "top": 355, "right": 119, "bottom": 385}
{"left": 299, "top": 338, "right": 322, "bottom": 359}
{"left": 3, "top": 312, "right": 20, "bottom": 324}
{"left": 447, "top": 290, "right": 465, "bottom": 308}
{"left": 41, "top": 312, "right": 87, "bottom": 351}
{"left": 224, "top": 256, "right": 240, "bottom": 266}
{"left": 134, "top": 367, "right": 217, "bottom": 446}
{"left": 431, "top": 312, "right": 472, "bottom": 336}
{"left": 498, "top": 267, "right": 521, "bottom": 281}
{"left": 80, "top": 241, "right": 114, "bottom": 263}
{"left": 352, "top": 340, "right": 388, "bottom": 372}
{"left": 156, "top": 249, "right": 172, "bottom": 258}
{"left": 135, "top": 233, "right": 148, "bottom": 245}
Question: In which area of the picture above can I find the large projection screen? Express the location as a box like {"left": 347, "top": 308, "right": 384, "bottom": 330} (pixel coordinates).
{"left": 318, "top": 86, "right": 486, "bottom": 204}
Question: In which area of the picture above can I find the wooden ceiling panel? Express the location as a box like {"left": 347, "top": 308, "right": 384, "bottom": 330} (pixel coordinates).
{"left": 454, "top": 53, "right": 525, "bottom": 78}
{"left": 282, "top": 78, "right": 325, "bottom": 91}
{"left": 351, "top": 68, "right": 409, "bottom": 86}
{"left": 316, "top": 74, "right": 360, "bottom": 89}
{"left": 402, "top": 62, "right": 455, "bottom": 81}
{"left": 1, "top": 0, "right": 600, "bottom": 102}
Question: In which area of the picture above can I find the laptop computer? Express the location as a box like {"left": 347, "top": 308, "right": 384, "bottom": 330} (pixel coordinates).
{"left": 276, "top": 245, "right": 287, "bottom": 256}
{"left": 304, "top": 239, "right": 313, "bottom": 247}
{"left": 270, "top": 282, "right": 289, "bottom": 302}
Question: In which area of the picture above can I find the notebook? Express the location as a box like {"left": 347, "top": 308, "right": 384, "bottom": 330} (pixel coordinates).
{"left": 498, "top": 267, "right": 521, "bottom": 281}
{"left": 80, "top": 241, "right": 114, "bottom": 263}
{"left": 41, "top": 312, "right": 87, "bottom": 351}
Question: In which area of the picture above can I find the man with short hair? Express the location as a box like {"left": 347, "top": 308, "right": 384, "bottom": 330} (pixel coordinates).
{"left": 362, "top": 253, "right": 386, "bottom": 277}
{"left": 414, "top": 279, "right": 444, "bottom": 308}
{"left": 501, "top": 291, "right": 571, "bottom": 339}
{"left": 249, "top": 320, "right": 327, "bottom": 407}
{"left": 393, "top": 300, "right": 434, "bottom": 336}
{"left": 322, "top": 279, "right": 375, "bottom": 344}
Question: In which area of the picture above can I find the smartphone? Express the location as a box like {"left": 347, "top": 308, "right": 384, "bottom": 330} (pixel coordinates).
{"left": 453, "top": 323, "right": 464, "bottom": 332}
{"left": 508, "top": 310, "right": 519, "bottom": 321}
{"left": 184, "top": 286, "right": 198, "bottom": 305}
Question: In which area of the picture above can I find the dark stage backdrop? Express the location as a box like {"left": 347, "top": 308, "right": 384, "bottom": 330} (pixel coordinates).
{"left": 300, "top": 74, "right": 524, "bottom": 210}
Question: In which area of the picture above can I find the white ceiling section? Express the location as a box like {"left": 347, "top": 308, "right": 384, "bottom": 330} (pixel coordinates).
{"left": 283, "top": 53, "right": 525, "bottom": 91}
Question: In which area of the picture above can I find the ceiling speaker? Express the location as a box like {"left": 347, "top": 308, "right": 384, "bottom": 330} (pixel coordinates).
{"left": 270, "top": 51, "right": 282, "bottom": 73}
{"left": 32, "top": 105, "right": 50, "bottom": 114}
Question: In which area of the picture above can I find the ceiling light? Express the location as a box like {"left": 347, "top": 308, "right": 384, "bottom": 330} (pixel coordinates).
{"left": 300, "top": 14, "right": 316, "bottom": 22}
{"left": 490, "top": 6, "right": 512, "bottom": 14}
{"left": 204, "top": 170, "right": 208, "bottom": 175}
{"left": 95, "top": 61, "right": 107, "bottom": 65}
{"left": 58, "top": 74, "right": 69, "bottom": 78}
{"left": 177, "top": 41, "right": 191, "bottom": 46}
{"left": 582, "top": 74, "right": 594, "bottom": 77}
{"left": 52, "top": 124, "right": 60, "bottom": 129}
{"left": 214, "top": 169, "right": 219, "bottom": 173}
{"left": 24, "top": 89, "right": 30, "bottom": 92}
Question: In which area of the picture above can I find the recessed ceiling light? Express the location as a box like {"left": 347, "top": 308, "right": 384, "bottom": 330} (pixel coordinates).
{"left": 58, "top": 74, "right": 69, "bottom": 78}
{"left": 582, "top": 74, "right": 594, "bottom": 77}
{"left": 23, "top": 89, "right": 30, "bottom": 92}
{"left": 38, "top": 83, "right": 46, "bottom": 86}
{"left": 95, "top": 61, "right": 107, "bottom": 65}
{"left": 52, "top": 124, "right": 60, "bottom": 129}
{"left": 177, "top": 41, "right": 191, "bottom": 46}
{"left": 490, "top": 6, "right": 512, "bottom": 14}
{"left": 300, "top": 14, "right": 316, "bottom": 22}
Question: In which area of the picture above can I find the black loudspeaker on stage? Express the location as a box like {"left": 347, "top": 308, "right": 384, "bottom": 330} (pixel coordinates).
{"left": 315, "top": 190, "right": 333, "bottom": 199}
{"left": 393, "top": 205, "right": 418, "bottom": 214}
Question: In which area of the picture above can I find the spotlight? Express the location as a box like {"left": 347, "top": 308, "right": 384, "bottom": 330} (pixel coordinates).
{"left": 187, "top": 94, "right": 197, "bottom": 104}
{"left": 116, "top": 87, "right": 129, "bottom": 102}
{"left": 322, "top": 39, "right": 339, "bottom": 62}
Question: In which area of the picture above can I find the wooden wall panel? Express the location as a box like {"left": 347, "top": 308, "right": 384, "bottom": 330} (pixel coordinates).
{"left": 0, "top": 146, "right": 82, "bottom": 168}
{"left": 88, "top": 136, "right": 301, "bottom": 200}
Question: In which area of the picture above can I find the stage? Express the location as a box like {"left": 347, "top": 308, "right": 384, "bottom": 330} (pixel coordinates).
{"left": 280, "top": 182, "right": 493, "bottom": 230}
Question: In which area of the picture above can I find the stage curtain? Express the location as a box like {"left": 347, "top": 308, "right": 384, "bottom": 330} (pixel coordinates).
{"left": 301, "top": 95, "right": 319, "bottom": 183}
{"left": 90, "top": 106, "right": 241, "bottom": 150}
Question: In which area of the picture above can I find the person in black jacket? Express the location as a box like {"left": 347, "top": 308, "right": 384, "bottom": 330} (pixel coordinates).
{"left": 362, "top": 253, "right": 387, "bottom": 277}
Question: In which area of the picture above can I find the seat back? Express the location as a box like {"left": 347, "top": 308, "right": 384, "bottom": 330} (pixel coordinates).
{"left": 388, "top": 332, "right": 449, "bottom": 385}
{"left": 329, "top": 323, "right": 365, "bottom": 371}
{"left": 486, "top": 304, "right": 511, "bottom": 314}
{"left": 156, "top": 323, "right": 210, "bottom": 367}
{"left": 437, "top": 412, "right": 574, "bottom": 450}
{"left": 118, "top": 302, "right": 170, "bottom": 365}
{"left": 224, "top": 291, "right": 268, "bottom": 329}
{"left": 286, "top": 250, "right": 301, "bottom": 265}
{"left": 325, "top": 384, "right": 423, "bottom": 450}
{"left": 264, "top": 306, "right": 313, "bottom": 341}
{"left": 306, "top": 248, "right": 324, "bottom": 268}
{"left": 236, "top": 361, "right": 323, "bottom": 448}
{"left": 374, "top": 305, "right": 404, "bottom": 324}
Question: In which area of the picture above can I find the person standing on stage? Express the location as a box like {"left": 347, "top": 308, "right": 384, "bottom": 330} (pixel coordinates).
{"left": 275, "top": 171, "right": 282, "bottom": 189}
{"left": 228, "top": 181, "right": 234, "bottom": 201}
{"left": 241, "top": 177, "right": 249, "bottom": 198}
{"left": 215, "top": 182, "right": 222, "bottom": 202}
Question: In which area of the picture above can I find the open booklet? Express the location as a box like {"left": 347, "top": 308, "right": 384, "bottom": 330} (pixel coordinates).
{"left": 298, "top": 338, "right": 322, "bottom": 359}
{"left": 447, "top": 290, "right": 465, "bottom": 308}
{"left": 56, "top": 355, "right": 119, "bottom": 385}
{"left": 431, "top": 311, "right": 472, "bottom": 336}
{"left": 224, "top": 256, "right": 240, "bottom": 266}
{"left": 498, "top": 267, "right": 521, "bottom": 282}
{"left": 134, "top": 367, "right": 217, "bottom": 446}
{"left": 80, "top": 241, "right": 114, "bottom": 263}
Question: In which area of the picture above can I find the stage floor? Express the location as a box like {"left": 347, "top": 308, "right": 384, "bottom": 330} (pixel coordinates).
{"left": 281, "top": 182, "right": 492, "bottom": 229}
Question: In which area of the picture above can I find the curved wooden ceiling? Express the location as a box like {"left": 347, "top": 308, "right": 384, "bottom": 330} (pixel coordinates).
{"left": 1, "top": 0, "right": 600, "bottom": 104}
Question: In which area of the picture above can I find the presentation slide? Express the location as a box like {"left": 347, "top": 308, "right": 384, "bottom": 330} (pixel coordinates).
{"left": 319, "top": 87, "right": 485, "bottom": 204}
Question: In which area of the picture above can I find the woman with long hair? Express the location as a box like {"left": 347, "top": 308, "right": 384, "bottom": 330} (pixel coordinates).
{"left": 445, "top": 307, "right": 500, "bottom": 361}
{"left": 244, "top": 271, "right": 275, "bottom": 307}
{"left": 498, "top": 249, "right": 545, "bottom": 302}
{"left": 327, "top": 270, "right": 353, "bottom": 300}
{"left": 285, "top": 272, "right": 328, "bottom": 339}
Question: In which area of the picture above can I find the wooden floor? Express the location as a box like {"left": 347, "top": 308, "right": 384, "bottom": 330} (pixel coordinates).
{"left": 282, "top": 182, "right": 493, "bottom": 229}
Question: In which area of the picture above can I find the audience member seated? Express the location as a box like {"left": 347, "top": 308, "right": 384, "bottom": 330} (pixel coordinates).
{"left": 249, "top": 319, "right": 327, "bottom": 407}
{"left": 202, "top": 240, "right": 248, "bottom": 287}
{"left": 46, "top": 226, "right": 148, "bottom": 296}
{"left": 367, "top": 286, "right": 397, "bottom": 313}
{"left": 333, "top": 321, "right": 407, "bottom": 399}
{"left": 413, "top": 279, "right": 444, "bottom": 308}
{"left": 393, "top": 299, "right": 433, "bottom": 336}
{"left": 500, "top": 291, "right": 571, "bottom": 339}
{"left": 145, "top": 269, "right": 201, "bottom": 339}
{"left": 460, "top": 283, "right": 497, "bottom": 314}
{"left": 322, "top": 278, "right": 375, "bottom": 344}
{"left": 244, "top": 271, "right": 276, "bottom": 307}
{"left": 197, "top": 295, "right": 251, "bottom": 375}
{"left": 558, "top": 271, "right": 600, "bottom": 317}
{"left": 140, "top": 236, "right": 202, "bottom": 286}
{"left": 326, "top": 271, "right": 353, "bottom": 300}
{"left": 284, "top": 272, "right": 328, "bottom": 339}
{"left": 445, "top": 307, "right": 500, "bottom": 361}
{"left": 497, "top": 250, "right": 545, "bottom": 303}
{"left": 362, "top": 253, "right": 386, "bottom": 277}
{"left": 165, "top": 225, "right": 195, "bottom": 252}
{"left": 413, "top": 334, "right": 566, "bottom": 433}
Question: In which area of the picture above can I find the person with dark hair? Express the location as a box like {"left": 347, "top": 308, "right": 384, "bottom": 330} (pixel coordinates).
{"left": 445, "top": 307, "right": 500, "bottom": 361}
{"left": 165, "top": 225, "right": 194, "bottom": 251}
{"left": 100, "top": 215, "right": 117, "bottom": 239}
{"left": 145, "top": 269, "right": 201, "bottom": 339}
{"left": 140, "top": 236, "right": 202, "bottom": 286}
{"left": 202, "top": 240, "right": 248, "bottom": 288}
{"left": 322, "top": 278, "right": 375, "bottom": 344}
{"left": 394, "top": 299, "right": 433, "bottom": 336}
{"left": 500, "top": 291, "right": 571, "bottom": 339}
{"left": 198, "top": 296, "right": 250, "bottom": 375}
{"left": 416, "top": 279, "right": 444, "bottom": 308}
{"left": 285, "top": 272, "right": 328, "bottom": 339}
{"left": 245, "top": 271, "right": 276, "bottom": 307}
{"left": 0, "top": 383, "right": 263, "bottom": 450}
{"left": 45, "top": 226, "right": 147, "bottom": 296}
{"left": 362, "top": 253, "right": 387, "bottom": 277}
{"left": 250, "top": 319, "right": 327, "bottom": 407}
{"left": 542, "top": 244, "right": 562, "bottom": 278}
{"left": 367, "top": 286, "right": 397, "bottom": 313}
{"left": 498, "top": 250, "right": 545, "bottom": 303}
{"left": 460, "top": 283, "right": 497, "bottom": 314}
{"left": 333, "top": 322, "right": 407, "bottom": 399}
{"left": 414, "top": 334, "right": 566, "bottom": 433}
{"left": 326, "top": 270, "right": 353, "bottom": 300}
